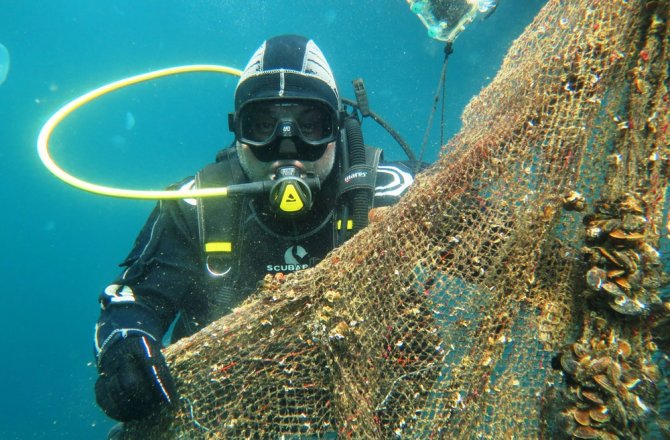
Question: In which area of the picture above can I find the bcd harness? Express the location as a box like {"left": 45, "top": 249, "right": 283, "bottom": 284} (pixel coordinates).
{"left": 195, "top": 118, "right": 381, "bottom": 276}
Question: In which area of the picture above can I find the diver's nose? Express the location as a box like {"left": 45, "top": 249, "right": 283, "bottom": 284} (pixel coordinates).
{"left": 278, "top": 139, "right": 298, "bottom": 156}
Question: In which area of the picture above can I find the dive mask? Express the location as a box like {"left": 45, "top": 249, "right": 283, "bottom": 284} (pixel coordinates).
{"left": 234, "top": 99, "right": 338, "bottom": 162}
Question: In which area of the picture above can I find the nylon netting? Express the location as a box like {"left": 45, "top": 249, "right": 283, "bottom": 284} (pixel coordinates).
{"left": 122, "top": 1, "right": 670, "bottom": 438}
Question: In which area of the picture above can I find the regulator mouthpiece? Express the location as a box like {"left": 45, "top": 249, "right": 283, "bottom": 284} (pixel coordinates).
{"left": 269, "top": 167, "right": 318, "bottom": 216}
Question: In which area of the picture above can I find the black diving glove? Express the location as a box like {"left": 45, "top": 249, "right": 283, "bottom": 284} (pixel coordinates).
{"left": 95, "top": 332, "right": 178, "bottom": 422}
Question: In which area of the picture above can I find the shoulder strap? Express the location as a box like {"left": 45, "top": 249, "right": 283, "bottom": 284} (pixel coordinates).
{"left": 195, "top": 149, "right": 247, "bottom": 274}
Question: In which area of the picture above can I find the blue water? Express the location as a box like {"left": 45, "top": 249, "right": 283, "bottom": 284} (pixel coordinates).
{"left": 0, "top": 1, "right": 545, "bottom": 438}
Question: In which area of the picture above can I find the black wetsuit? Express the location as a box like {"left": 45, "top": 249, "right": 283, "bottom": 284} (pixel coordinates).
{"left": 94, "top": 147, "right": 418, "bottom": 352}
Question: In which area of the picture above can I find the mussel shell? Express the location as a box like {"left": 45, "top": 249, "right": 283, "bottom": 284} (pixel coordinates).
{"left": 618, "top": 194, "right": 644, "bottom": 214}
{"left": 609, "top": 229, "right": 645, "bottom": 242}
{"left": 613, "top": 249, "right": 639, "bottom": 272}
{"left": 623, "top": 379, "right": 641, "bottom": 396}
{"left": 581, "top": 390, "right": 604, "bottom": 404}
{"left": 617, "top": 339, "right": 632, "bottom": 358}
{"left": 572, "top": 342, "right": 590, "bottom": 359}
{"left": 606, "top": 361, "right": 622, "bottom": 384}
{"left": 621, "top": 214, "right": 647, "bottom": 232}
{"left": 613, "top": 277, "right": 631, "bottom": 291}
{"left": 563, "top": 191, "right": 586, "bottom": 211}
{"left": 585, "top": 225, "right": 605, "bottom": 242}
{"left": 593, "top": 374, "right": 617, "bottom": 394}
{"left": 608, "top": 395, "right": 628, "bottom": 425}
{"left": 582, "top": 213, "right": 600, "bottom": 226}
{"left": 573, "top": 408, "right": 592, "bottom": 426}
{"left": 589, "top": 405, "right": 611, "bottom": 423}
{"left": 638, "top": 243, "right": 661, "bottom": 266}
{"left": 595, "top": 201, "right": 615, "bottom": 216}
{"left": 595, "top": 246, "right": 623, "bottom": 267}
{"left": 606, "top": 269, "right": 625, "bottom": 278}
{"left": 587, "top": 357, "right": 612, "bottom": 375}
{"left": 582, "top": 246, "right": 604, "bottom": 266}
{"left": 586, "top": 267, "right": 607, "bottom": 290}
{"left": 609, "top": 295, "right": 645, "bottom": 316}
{"left": 573, "top": 426, "right": 602, "bottom": 439}
{"left": 601, "top": 219, "right": 622, "bottom": 233}
{"left": 560, "top": 353, "right": 580, "bottom": 375}
{"left": 601, "top": 281, "right": 624, "bottom": 296}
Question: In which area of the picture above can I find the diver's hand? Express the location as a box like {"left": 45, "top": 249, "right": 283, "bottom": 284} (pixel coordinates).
{"left": 95, "top": 334, "right": 177, "bottom": 422}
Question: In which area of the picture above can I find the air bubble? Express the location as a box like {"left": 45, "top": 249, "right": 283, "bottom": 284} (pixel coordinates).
{"left": 0, "top": 43, "right": 10, "bottom": 86}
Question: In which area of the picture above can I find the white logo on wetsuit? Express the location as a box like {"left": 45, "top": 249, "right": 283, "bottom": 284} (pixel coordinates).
{"left": 103, "top": 284, "right": 136, "bottom": 304}
{"left": 266, "top": 245, "right": 310, "bottom": 272}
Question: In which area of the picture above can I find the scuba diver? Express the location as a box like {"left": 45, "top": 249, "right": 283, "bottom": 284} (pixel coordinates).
{"left": 93, "top": 34, "right": 424, "bottom": 427}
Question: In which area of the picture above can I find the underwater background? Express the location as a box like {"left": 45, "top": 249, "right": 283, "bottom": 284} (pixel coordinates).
{"left": 0, "top": 1, "right": 546, "bottom": 438}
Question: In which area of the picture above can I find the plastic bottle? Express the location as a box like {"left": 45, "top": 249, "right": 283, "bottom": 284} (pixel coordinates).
{"left": 409, "top": 1, "right": 450, "bottom": 40}
{"left": 477, "top": 0, "right": 497, "bottom": 13}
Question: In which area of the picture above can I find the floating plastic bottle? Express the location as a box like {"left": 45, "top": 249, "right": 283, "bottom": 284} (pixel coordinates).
{"left": 477, "top": 0, "right": 497, "bottom": 13}
{"left": 410, "top": 0, "right": 427, "bottom": 14}
{"left": 0, "top": 43, "right": 9, "bottom": 86}
{"left": 407, "top": 0, "right": 498, "bottom": 42}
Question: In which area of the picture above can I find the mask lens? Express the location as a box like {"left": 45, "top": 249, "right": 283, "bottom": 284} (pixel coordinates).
{"left": 295, "top": 104, "right": 334, "bottom": 142}
{"left": 240, "top": 111, "right": 277, "bottom": 144}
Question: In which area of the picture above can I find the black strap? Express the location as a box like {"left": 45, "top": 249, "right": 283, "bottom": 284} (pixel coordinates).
{"left": 196, "top": 149, "right": 247, "bottom": 272}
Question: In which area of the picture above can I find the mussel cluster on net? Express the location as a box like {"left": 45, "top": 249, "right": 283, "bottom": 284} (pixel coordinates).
{"left": 553, "top": 323, "right": 659, "bottom": 439}
{"left": 549, "top": 193, "right": 669, "bottom": 439}
{"left": 581, "top": 193, "right": 664, "bottom": 316}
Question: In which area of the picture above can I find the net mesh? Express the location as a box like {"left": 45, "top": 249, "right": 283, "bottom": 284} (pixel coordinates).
{"left": 123, "top": 0, "right": 670, "bottom": 438}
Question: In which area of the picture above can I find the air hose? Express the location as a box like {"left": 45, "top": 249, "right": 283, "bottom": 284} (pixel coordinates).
{"left": 341, "top": 97, "right": 416, "bottom": 162}
{"left": 37, "top": 64, "right": 242, "bottom": 200}
{"left": 344, "top": 116, "right": 370, "bottom": 235}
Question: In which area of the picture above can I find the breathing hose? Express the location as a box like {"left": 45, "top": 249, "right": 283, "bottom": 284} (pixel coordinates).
{"left": 37, "top": 64, "right": 242, "bottom": 199}
{"left": 341, "top": 97, "right": 416, "bottom": 163}
{"left": 344, "top": 117, "right": 371, "bottom": 235}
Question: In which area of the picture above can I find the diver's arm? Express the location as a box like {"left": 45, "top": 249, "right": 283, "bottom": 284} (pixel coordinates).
{"left": 373, "top": 160, "right": 425, "bottom": 207}
{"left": 94, "top": 193, "right": 202, "bottom": 351}
{"left": 93, "top": 191, "right": 201, "bottom": 421}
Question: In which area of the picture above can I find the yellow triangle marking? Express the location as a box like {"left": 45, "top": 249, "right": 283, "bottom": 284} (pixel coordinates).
{"left": 280, "top": 184, "right": 304, "bottom": 212}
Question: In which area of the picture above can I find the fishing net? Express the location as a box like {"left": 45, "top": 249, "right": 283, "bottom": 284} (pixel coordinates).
{"left": 123, "top": 0, "right": 670, "bottom": 438}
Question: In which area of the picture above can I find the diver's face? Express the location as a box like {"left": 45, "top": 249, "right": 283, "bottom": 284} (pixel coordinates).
{"left": 237, "top": 139, "right": 337, "bottom": 182}
{"left": 236, "top": 99, "right": 339, "bottom": 182}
